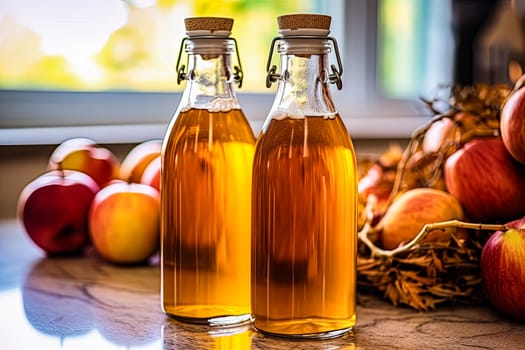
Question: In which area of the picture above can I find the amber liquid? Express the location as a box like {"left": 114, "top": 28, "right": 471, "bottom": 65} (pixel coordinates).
{"left": 161, "top": 108, "right": 255, "bottom": 324}
{"left": 252, "top": 115, "right": 357, "bottom": 337}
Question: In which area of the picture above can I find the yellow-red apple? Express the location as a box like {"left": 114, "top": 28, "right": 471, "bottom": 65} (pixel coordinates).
{"left": 17, "top": 170, "right": 99, "bottom": 255}
{"left": 89, "top": 181, "right": 160, "bottom": 264}
{"left": 48, "top": 137, "right": 119, "bottom": 187}
{"left": 481, "top": 220, "right": 525, "bottom": 321}
{"left": 140, "top": 155, "right": 160, "bottom": 191}
{"left": 380, "top": 188, "right": 464, "bottom": 250}
{"left": 120, "top": 139, "right": 162, "bottom": 183}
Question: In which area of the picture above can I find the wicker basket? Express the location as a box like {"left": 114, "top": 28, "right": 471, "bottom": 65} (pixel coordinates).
{"left": 356, "top": 83, "right": 515, "bottom": 310}
{"left": 357, "top": 204, "right": 506, "bottom": 310}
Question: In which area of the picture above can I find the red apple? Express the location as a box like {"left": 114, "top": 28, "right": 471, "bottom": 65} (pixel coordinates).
{"left": 120, "top": 139, "right": 162, "bottom": 183}
{"left": 422, "top": 113, "right": 478, "bottom": 156}
{"left": 422, "top": 117, "right": 458, "bottom": 154}
{"left": 89, "top": 180, "right": 160, "bottom": 264}
{"left": 481, "top": 224, "right": 525, "bottom": 321}
{"left": 140, "top": 155, "right": 160, "bottom": 191}
{"left": 507, "top": 215, "right": 525, "bottom": 229}
{"left": 501, "top": 87, "right": 525, "bottom": 165}
{"left": 444, "top": 137, "right": 525, "bottom": 222}
{"left": 48, "top": 137, "right": 120, "bottom": 187}
{"left": 17, "top": 170, "right": 99, "bottom": 255}
{"left": 358, "top": 164, "right": 387, "bottom": 196}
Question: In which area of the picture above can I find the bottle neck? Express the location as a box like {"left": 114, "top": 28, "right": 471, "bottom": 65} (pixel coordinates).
{"left": 180, "top": 38, "right": 240, "bottom": 111}
{"left": 271, "top": 44, "right": 337, "bottom": 119}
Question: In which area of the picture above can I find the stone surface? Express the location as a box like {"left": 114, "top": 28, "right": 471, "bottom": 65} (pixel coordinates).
{"left": 1, "top": 219, "right": 524, "bottom": 349}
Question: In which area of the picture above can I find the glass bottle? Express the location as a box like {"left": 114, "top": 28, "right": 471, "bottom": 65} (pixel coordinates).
{"left": 251, "top": 14, "right": 358, "bottom": 339}
{"left": 161, "top": 17, "right": 255, "bottom": 326}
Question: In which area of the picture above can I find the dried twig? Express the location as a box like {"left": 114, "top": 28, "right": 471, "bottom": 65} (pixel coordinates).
{"left": 359, "top": 219, "right": 507, "bottom": 258}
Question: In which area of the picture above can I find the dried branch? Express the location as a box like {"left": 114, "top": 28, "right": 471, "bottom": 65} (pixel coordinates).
{"left": 359, "top": 219, "right": 507, "bottom": 258}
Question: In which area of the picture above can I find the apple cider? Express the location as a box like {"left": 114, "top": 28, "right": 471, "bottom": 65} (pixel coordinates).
{"left": 161, "top": 107, "right": 254, "bottom": 323}
{"left": 252, "top": 115, "right": 357, "bottom": 336}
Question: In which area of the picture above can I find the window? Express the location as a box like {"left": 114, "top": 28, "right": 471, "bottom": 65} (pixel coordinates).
{"left": 0, "top": 0, "right": 330, "bottom": 92}
{"left": 0, "top": 0, "right": 452, "bottom": 144}
{"left": 378, "top": 0, "right": 453, "bottom": 98}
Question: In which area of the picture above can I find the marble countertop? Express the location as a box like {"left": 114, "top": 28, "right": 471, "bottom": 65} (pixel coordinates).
{"left": 1, "top": 219, "right": 524, "bottom": 350}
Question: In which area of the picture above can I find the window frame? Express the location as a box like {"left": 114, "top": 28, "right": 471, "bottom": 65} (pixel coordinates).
{"left": 0, "top": 0, "right": 434, "bottom": 145}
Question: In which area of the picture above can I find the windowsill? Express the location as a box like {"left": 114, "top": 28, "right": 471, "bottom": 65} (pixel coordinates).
{"left": 0, "top": 89, "right": 433, "bottom": 146}
{"left": 0, "top": 115, "right": 428, "bottom": 146}
{"left": 0, "top": 123, "right": 169, "bottom": 145}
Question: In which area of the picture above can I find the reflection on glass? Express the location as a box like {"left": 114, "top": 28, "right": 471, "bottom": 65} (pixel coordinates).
{"left": 250, "top": 329, "right": 356, "bottom": 350}
{"left": 162, "top": 318, "right": 251, "bottom": 349}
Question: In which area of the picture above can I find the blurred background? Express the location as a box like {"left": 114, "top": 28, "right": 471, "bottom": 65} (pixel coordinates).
{"left": 2, "top": 0, "right": 524, "bottom": 133}
{"left": 0, "top": 0, "right": 452, "bottom": 94}
{"left": 0, "top": 0, "right": 524, "bottom": 217}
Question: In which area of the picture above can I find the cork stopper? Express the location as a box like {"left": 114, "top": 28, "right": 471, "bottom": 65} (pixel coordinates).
{"left": 277, "top": 14, "right": 331, "bottom": 32}
{"left": 184, "top": 17, "right": 233, "bottom": 37}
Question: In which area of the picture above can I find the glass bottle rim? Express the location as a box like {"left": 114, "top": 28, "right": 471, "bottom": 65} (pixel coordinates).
{"left": 184, "top": 37, "right": 235, "bottom": 55}
{"left": 277, "top": 37, "right": 331, "bottom": 55}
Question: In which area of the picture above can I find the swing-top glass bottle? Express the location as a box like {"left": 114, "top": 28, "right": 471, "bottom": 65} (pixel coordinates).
{"left": 161, "top": 17, "right": 255, "bottom": 326}
{"left": 251, "top": 13, "right": 358, "bottom": 339}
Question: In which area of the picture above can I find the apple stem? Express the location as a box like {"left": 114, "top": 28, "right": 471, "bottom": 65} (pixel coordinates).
{"left": 57, "top": 165, "right": 65, "bottom": 178}
{"left": 358, "top": 196, "right": 507, "bottom": 258}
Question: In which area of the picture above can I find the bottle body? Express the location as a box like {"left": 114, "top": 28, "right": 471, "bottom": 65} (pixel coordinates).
{"left": 162, "top": 108, "right": 254, "bottom": 324}
{"left": 251, "top": 25, "right": 358, "bottom": 338}
{"left": 161, "top": 29, "right": 255, "bottom": 325}
{"left": 252, "top": 114, "right": 357, "bottom": 337}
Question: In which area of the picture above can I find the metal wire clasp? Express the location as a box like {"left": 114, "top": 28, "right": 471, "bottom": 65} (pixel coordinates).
{"left": 175, "top": 36, "right": 244, "bottom": 88}
{"left": 265, "top": 36, "right": 344, "bottom": 90}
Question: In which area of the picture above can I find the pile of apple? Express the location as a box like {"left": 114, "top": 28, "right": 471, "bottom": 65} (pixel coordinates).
{"left": 359, "top": 82, "right": 525, "bottom": 321}
{"left": 17, "top": 138, "right": 162, "bottom": 264}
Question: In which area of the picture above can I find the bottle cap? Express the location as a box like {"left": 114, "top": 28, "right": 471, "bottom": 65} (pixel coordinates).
{"left": 184, "top": 17, "right": 233, "bottom": 37}
{"left": 277, "top": 14, "right": 331, "bottom": 36}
